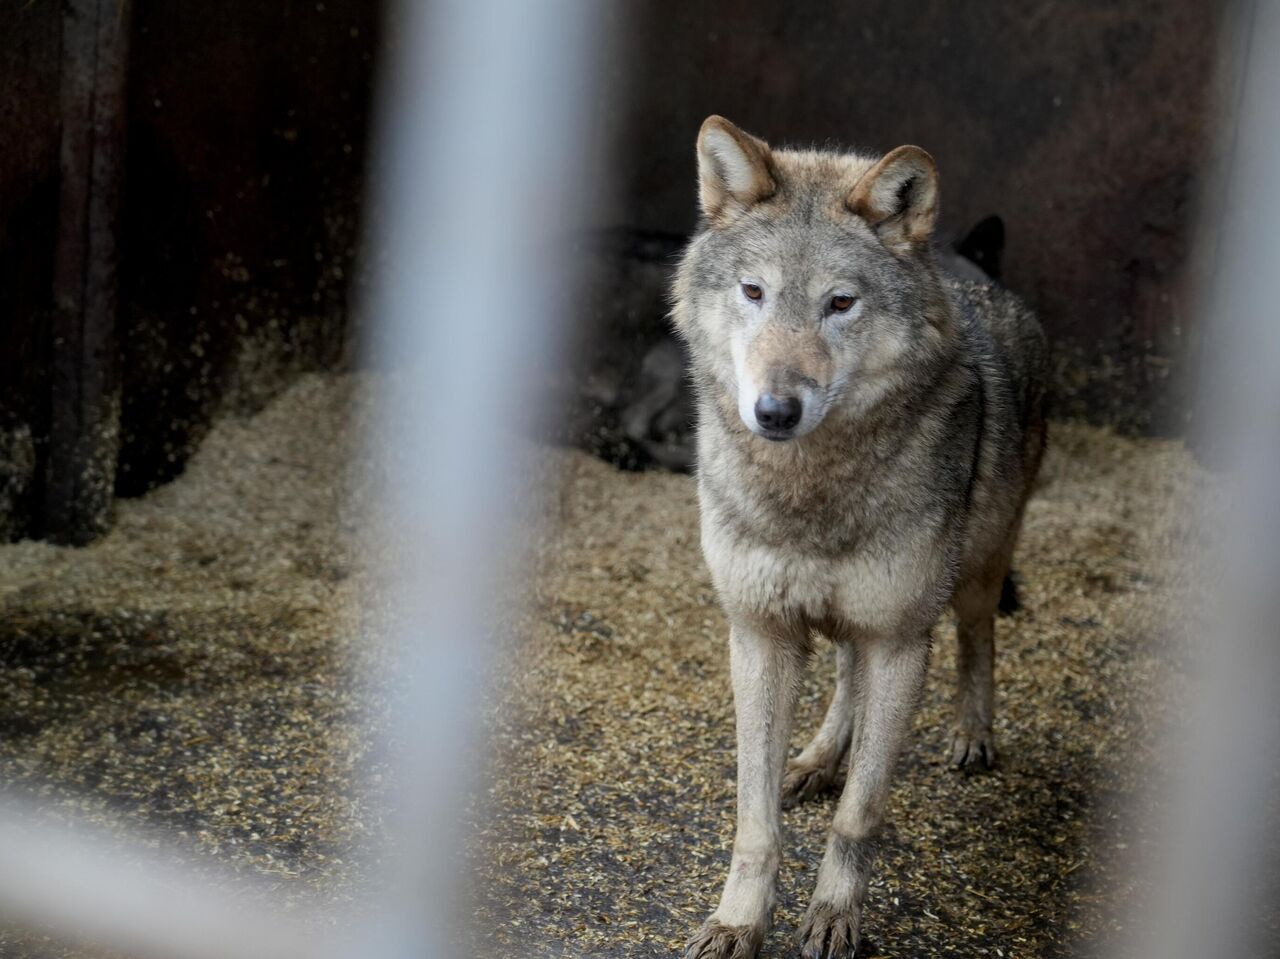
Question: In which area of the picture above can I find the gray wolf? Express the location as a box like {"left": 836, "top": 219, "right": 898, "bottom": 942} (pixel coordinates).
{"left": 671, "top": 116, "right": 1047, "bottom": 958}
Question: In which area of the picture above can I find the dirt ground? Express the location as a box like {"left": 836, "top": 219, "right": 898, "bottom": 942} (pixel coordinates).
{"left": 0, "top": 374, "right": 1207, "bottom": 957}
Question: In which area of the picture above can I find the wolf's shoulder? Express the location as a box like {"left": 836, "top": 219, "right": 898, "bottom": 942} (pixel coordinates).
{"left": 943, "top": 276, "right": 1043, "bottom": 349}
{"left": 944, "top": 276, "right": 1047, "bottom": 394}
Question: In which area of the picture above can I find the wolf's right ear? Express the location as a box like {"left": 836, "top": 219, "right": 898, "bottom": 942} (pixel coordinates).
{"left": 696, "top": 116, "right": 777, "bottom": 225}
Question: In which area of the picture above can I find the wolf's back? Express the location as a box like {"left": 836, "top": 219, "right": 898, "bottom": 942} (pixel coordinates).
{"left": 946, "top": 276, "right": 1048, "bottom": 437}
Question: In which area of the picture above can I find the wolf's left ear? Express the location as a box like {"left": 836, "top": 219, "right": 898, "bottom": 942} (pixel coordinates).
{"left": 696, "top": 116, "right": 777, "bottom": 225}
{"left": 847, "top": 145, "right": 939, "bottom": 256}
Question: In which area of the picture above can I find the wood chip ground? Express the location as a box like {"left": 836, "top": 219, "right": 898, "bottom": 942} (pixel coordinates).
{"left": 0, "top": 374, "right": 1208, "bottom": 957}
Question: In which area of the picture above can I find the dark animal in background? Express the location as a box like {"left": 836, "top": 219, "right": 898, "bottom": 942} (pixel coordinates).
{"left": 952, "top": 213, "right": 1005, "bottom": 281}
{"left": 619, "top": 335, "right": 695, "bottom": 470}
{"left": 557, "top": 229, "right": 694, "bottom": 470}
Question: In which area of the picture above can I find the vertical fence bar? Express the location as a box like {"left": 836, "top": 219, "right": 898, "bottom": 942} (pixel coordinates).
{"left": 1121, "top": 1, "right": 1280, "bottom": 956}
{"left": 47, "top": 0, "right": 129, "bottom": 545}
{"left": 355, "top": 0, "right": 607, "bottom": 955}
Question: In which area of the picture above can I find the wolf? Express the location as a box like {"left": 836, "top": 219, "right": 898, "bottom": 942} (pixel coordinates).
{"left": 671, "top": 117, "right": 1047, "bottom": 959}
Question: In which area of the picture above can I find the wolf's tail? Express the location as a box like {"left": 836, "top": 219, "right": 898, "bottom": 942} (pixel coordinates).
{"left": 997, "top": 570, "right": 1021, "bottom": 616}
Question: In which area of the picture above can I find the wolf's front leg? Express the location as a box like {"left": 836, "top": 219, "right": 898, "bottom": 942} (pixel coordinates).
{"left": 685, "top": 620, "right": 803, "bottom": 959}
{"left": 798, "top": 633, "right": 929, "bottom": 959}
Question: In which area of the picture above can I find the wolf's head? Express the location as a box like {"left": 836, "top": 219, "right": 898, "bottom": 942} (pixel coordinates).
{"left": 673, "top": 116, "right": 955, "bottom": 442}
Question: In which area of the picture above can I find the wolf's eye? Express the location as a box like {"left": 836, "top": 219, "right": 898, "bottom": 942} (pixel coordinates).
{"left": 742, "top": 283, "right": 763, "bottom": 302}
{"left": 830, "top": 294, "right": 856, "bottom": 313}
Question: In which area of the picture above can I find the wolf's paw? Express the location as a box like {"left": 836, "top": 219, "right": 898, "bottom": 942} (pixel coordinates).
{"left": 948, "top": 723, "right": 996, "bottom": 770}
{"left": 683, "top": 918, "right": 764, "bottom": 959}
{"left": 781, "top": 758, "right": 840, "bottom": 809}
{"left": 797, "top": 901, "right": 861, "bottom": 959}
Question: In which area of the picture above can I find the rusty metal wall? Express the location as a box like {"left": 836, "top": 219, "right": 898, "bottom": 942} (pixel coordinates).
{"left": 0, "top": 2, "right": 61, "bottom": 540}
{"left": 116, "top": 0, "right": 381, "bottom": 494}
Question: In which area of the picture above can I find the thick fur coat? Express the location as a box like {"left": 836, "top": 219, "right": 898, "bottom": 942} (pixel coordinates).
{"left": 672, "top": 117, "right": 1046, "bottom": 959}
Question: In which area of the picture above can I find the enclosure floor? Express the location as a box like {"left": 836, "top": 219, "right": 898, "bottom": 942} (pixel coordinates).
{"left": 481, "top": 416, "right": 1203, "bottom": 957}
{"left": 0, "top": 374, "right": 1204, "bottom": 957}
{"left": 0, "top": 375, "right": 374, "bottom": 957}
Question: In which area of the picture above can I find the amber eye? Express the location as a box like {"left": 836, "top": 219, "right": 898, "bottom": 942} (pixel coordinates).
{"left": 742, "top": 283, "right": 763, "bottom": 301}
{"left": 830, "top": 294, "right": 856, "bottom": 313}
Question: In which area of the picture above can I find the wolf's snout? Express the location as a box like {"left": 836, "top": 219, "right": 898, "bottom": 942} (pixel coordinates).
{"left": 754, "top": 394, "right": 802, "bottom": 434}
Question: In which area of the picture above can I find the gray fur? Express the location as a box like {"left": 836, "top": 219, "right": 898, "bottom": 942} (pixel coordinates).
{"left": 673, "top": 117, "right": 1047, "bottom": 959}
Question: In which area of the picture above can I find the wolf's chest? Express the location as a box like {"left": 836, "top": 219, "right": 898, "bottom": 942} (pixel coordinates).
{"left": 698, "top": 498, "right": 949, "bottom": 634}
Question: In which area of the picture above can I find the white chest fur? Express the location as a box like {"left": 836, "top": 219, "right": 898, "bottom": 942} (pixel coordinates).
{"left": 699, "top": 499, "right": 949, "bottom": 636}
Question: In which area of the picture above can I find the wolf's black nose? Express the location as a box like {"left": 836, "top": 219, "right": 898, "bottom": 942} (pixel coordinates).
{"left": 754, "top": 394, "right": 802, "bottom": 432}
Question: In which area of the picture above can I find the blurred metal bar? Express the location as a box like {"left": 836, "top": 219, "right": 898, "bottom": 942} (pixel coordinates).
{"left": 353, "top": 1, "right": 607, "bottom": 955}
{"left": 1127, "top": 1, "right": 1280, "bottom": 956}
{"left": 0, "top": 796, "right": 321, "bottom": 959}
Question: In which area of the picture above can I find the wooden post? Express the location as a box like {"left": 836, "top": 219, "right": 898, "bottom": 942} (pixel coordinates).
{"left": 46, "top": 0, "right": 130, "bottom": 545}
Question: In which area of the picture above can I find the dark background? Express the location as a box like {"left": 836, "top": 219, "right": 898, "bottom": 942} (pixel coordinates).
{"left": 0, "top": 0, "right": 1221, "bottom": 541}
{"left": 610, "top": 1, "right": 1218, "bottom": 430}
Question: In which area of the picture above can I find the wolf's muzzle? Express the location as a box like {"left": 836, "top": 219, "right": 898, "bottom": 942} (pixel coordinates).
{"left": 754, "top": 393, "right": 802, "bottom": 438}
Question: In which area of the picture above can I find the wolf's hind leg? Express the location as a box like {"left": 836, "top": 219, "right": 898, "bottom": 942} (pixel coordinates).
{"left": 686, "top": 620, "right": 803, "bottom": 959}
{"left": 782, "top": 643, "right": 858, "bottom": 808}
{"left": 949, "top": 566, "right": 1004, "bottom": 769}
